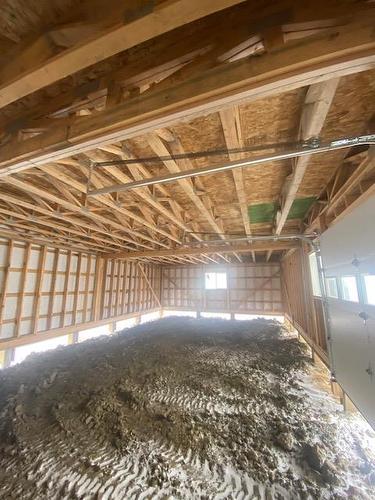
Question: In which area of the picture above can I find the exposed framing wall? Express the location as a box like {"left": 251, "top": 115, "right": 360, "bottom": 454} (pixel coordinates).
{"left": 281, "top": 247, "right": 328, "bottom": 365}
{"left": 161, "top": 263, "right": 283, "bottom": 315}
{"left": 0, "top": 238, "right": 161, "bottom": 350}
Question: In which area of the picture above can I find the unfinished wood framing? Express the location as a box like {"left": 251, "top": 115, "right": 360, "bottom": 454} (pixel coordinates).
{"left": 281, "top": 247, "right": 328, "bottom": 364}
{"left": 161, "top": 263, "right": 282, "bottom": 315}
{"left": 0, "top": 236, "right": 160, "bottom": 350}
{"left": 0, "top": 1, "right": 373, "bottom": 362}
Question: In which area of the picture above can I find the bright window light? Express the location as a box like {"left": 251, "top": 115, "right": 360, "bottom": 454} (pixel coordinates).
{"left": 235, "top": 313, "right": 284, "bottom": 323}
{"left": 12, "top": 336, "right": 69, "bottom": 365}
{"left": 201, "top": 312, "right": 231, "bottom": 320}
{"left": 205, "top": 272, "right": 227, "bottom": 290}
{"left": 140, "top": 311, "right": 160, "bottom": 324}
{"left": 308, "top": 252, "right": 322, "bottom": 297}
{"left": 78, "top": 325, "right": 111, "bottom": 342}
{"left": 162, "top": 310, "right": 197, "bottom": 318}
{"left": 364, "top": 275, "right": 375, "bottom": 305}
{"left": 326, "top": 277, "right": 338, "bottom": 299}
{"left": 341, "top": 276, "right": 359, "bottom": 302}
{"left": 116, "top": 318, "right": 137, "bottom": 330}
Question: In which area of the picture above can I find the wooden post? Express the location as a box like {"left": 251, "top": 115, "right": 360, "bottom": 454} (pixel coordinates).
{"left": 115, "top": 260, "right": 123, "bottom": 316}
{"left": 127, "top": 261, "right": 133, "bottom": 314}
{"left": 72, "top": 253, "right": 82, "bottom": 325}
{"left": 159, "top": 265, "right": 164, "bottom": 309}
{"left": 121, "top": 260, "right": 128, "bottom": 314}
{"left": 108, "top": 259, "right": 116, "bottom": 318}
{"left": 82, "top": 254, "right": 92, "bottom": 323}
{"left": 92, "top": 256, "right": 105, "bottom": 321}
{"left": 31, "top": 246, "right": 47, "bottom": 335}
{"left": 0, "top": 240, "right": 14, "bottom": 337}
{"left": 47, "top": 248, "right": 59, "bottom": 330}
{"left": 15, "top": 242, "right": 31, "bottom": 337}
{"left": 61, "top": 250, "right": 72, "bottom": 327}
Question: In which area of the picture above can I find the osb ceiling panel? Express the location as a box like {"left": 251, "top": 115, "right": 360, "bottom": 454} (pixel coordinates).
{"left": 297, "top": 70, "right": 375, "bottom": 197}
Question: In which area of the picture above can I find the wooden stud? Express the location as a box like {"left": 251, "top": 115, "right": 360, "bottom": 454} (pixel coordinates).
{"left": 15, "top": 242, "right": 31, "bottom": 337}
{"left": 31, "top": 246, "right": 47, "bottom": 334}
{"left": 47, "top": 248, "right": 60, "bottom": 330}
{"left": 60, "top": 250, "right": 72, "bottom": 327}
{"left": 0, "top": 240, "right": 14, "bottom": 335}
{"left": 72, "top": 253, "right": 82, "bottom": 325}
{"left": 82, "top": 255, "right": 92, "bottom": 323}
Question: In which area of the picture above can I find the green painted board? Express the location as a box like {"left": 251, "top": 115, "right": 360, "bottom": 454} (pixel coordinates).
{"left": 287, "top": 197, "right": 316, "bottom": 220}
{"left": 248, "top": 197, "right": 316, "bottom": 223}
{"left": 248, "top": 202, "right": 278, "bottom": 223}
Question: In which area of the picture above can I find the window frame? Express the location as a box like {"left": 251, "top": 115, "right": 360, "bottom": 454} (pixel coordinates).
{"left": 308, "top": 251, "right": 322, "bottom": 297}
{"left": 204, "top": 272, "right": 228, "bottom": 290}
{"left": 340, "top": 275, "right": 359, "bottom": 303}
{"left": 362, "top": 274, "right": 375, "bottom": 306}
{"left": 326, "top": 277, "right": 339, "bottom": 299}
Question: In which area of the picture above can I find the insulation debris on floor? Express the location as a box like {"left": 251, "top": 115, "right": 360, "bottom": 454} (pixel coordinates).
{"left": 0, "top": 317, "right": 374, "bottom": 499}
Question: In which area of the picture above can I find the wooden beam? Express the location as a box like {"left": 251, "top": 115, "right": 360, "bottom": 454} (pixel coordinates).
{"left": 324, "top": 148, "right": 375, "bottom": 219}
{"left": 220, "top": 106, "right": 255, "bottom": 261}
{"left": 275, "top": 78, "right": 340, "bottom": 235}
{"left": 108, "top": 240, "right": 298, "bottom": 260}
{"left": 0, "top": 17, "right": 374, "bottom": 176}
{"left": 94, "top": 145, "right": 198, "bottom": 239}
{"left": 0, "top": 193, "right": 138, "bottom": 252}
{"left": 2, "top": 176, "right": 167, "bottom": 249}
{"left": 308, "top": 147, "right": 375, "bottom": 230}
{"left": 0, "top": 0, "right": 245, "bottom": 109}
{"left": 148, "top": 131, "right": 225, "bottom": 237}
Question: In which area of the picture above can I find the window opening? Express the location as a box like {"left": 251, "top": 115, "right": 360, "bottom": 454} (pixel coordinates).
{"left": 341, "top": 276, "right": 359, "bottom": 302}
{"left": 363, "top": 275, "right": 375, "bottom": 305}
{"left": 205, "top": 272, "right": 227, "bottom": 290}
{"left": 326, "top": 277, "right": 338, "bottom": 298}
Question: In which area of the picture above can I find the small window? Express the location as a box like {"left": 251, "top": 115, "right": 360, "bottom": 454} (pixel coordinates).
{"left": 364, "top": 275, "right": 375, "bottom": 305}
{"left": 205, "top": 272, "right": 227, "bottom": 290}
{"left": 341, "top": 276, "right": 359, "bottom": 302}
{"left": 326, "top": 277, "right": 338, "bottom": 298}
{"left": 309, "top": 252, "right": 322, "bottom": 297}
